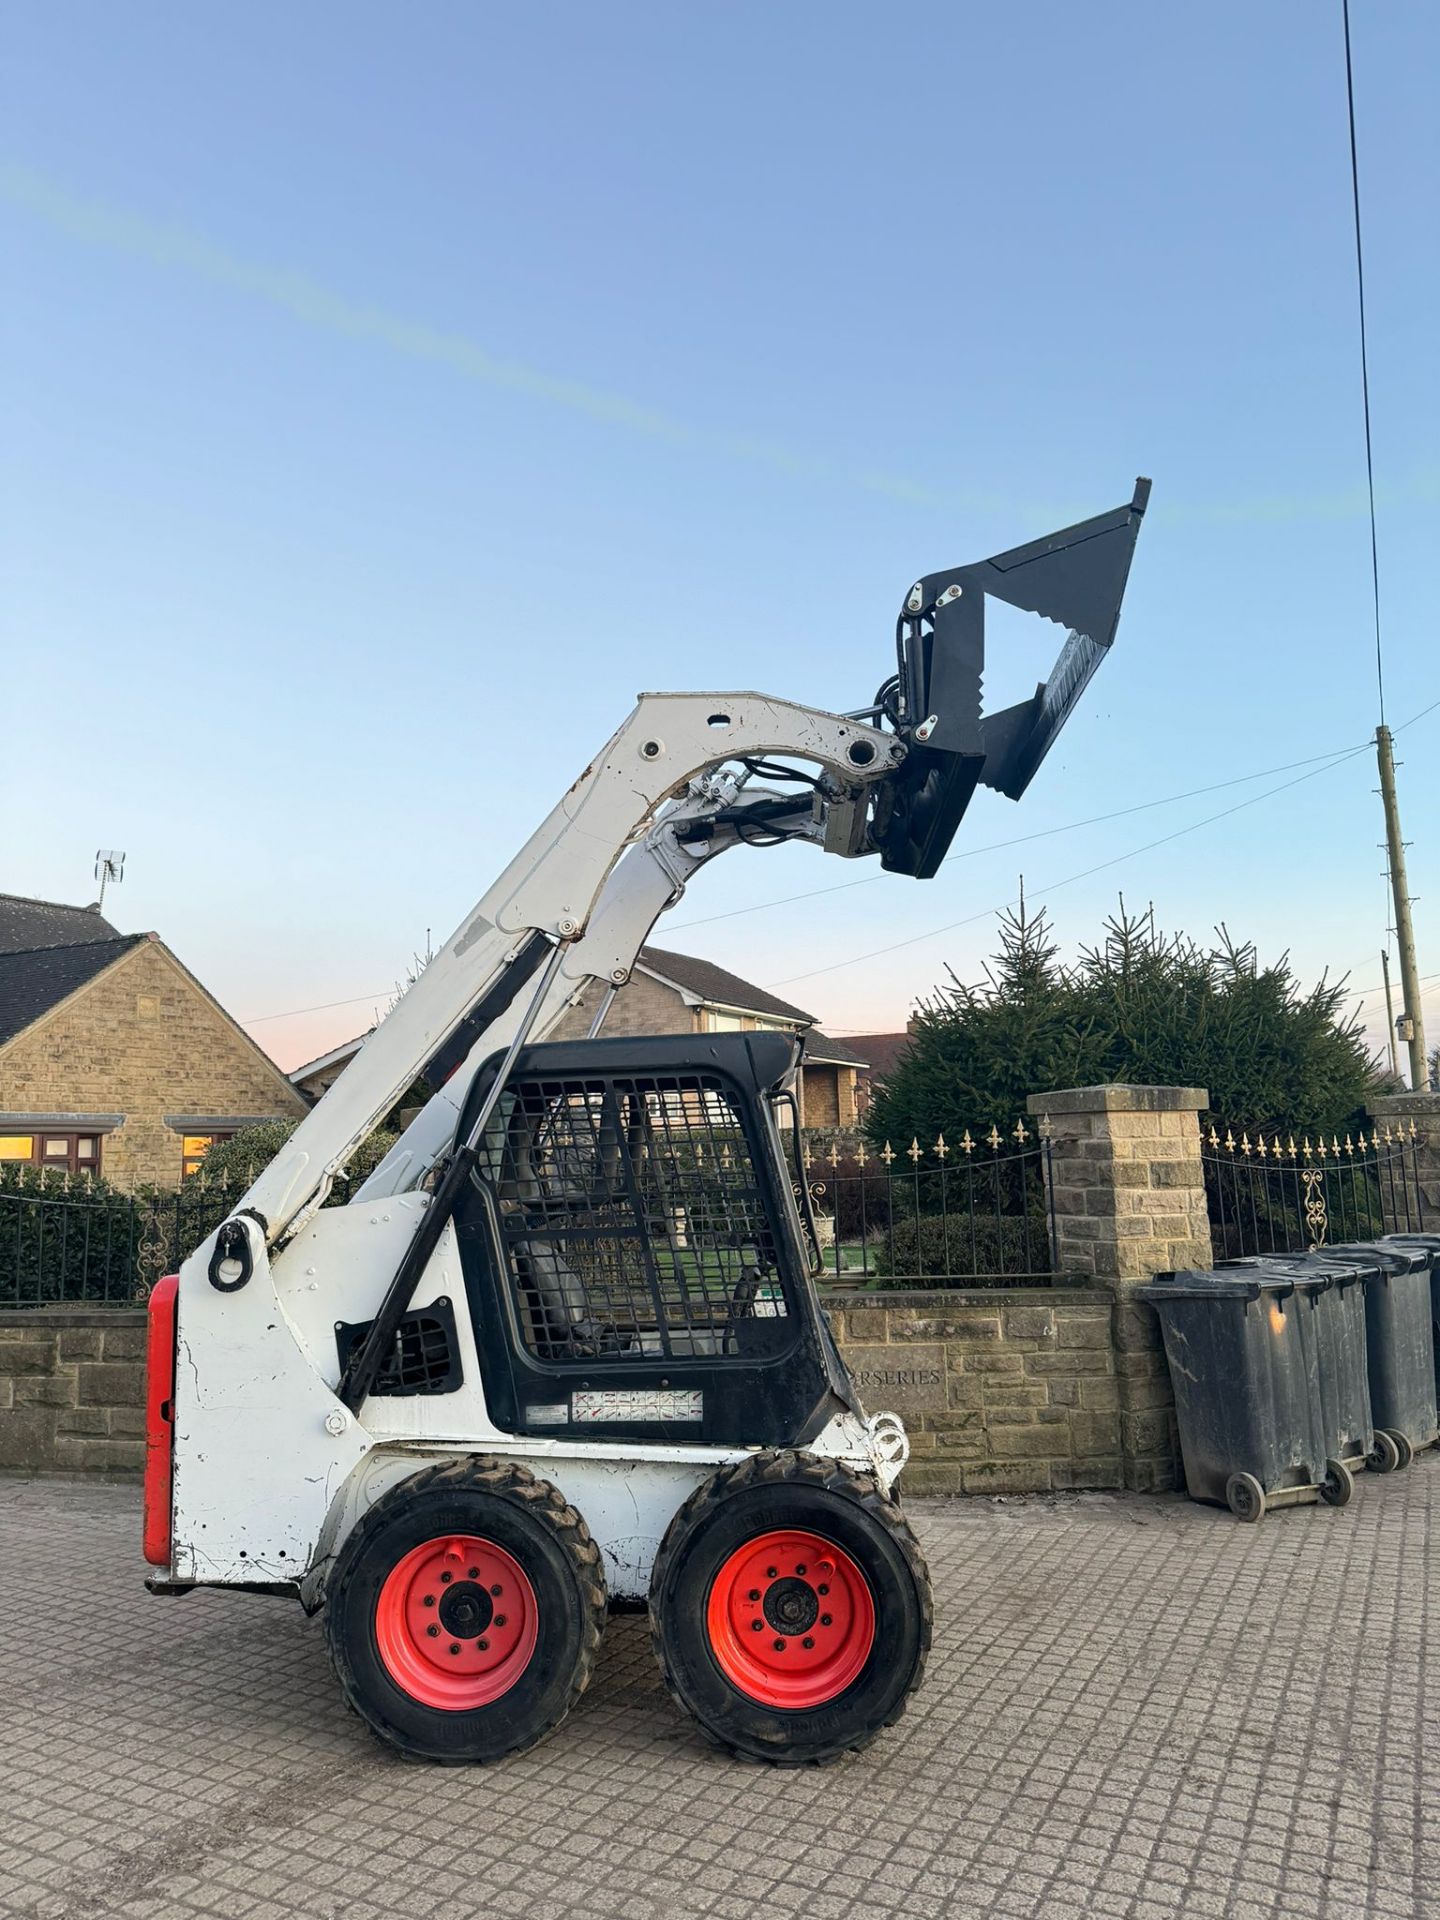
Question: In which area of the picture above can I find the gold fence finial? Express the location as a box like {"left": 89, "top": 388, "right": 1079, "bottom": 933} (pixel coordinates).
{"left": 907, "top": 1137, "right": 922, "bottom": 1164}
{"left": 880, "top": 1140, "right": 895, "bottom": 1165}
{"left": 986, "top": 1124, "right": 1002, "bottom": 1150}
{"left": 1013, "top": 1118, "right": 1029, "bottom": 1145}
{"left": 934, "top": 1132, "right": 949, "bottom": 1160}
{"left": 960, "top": 1129, "right": 975, "bottom": 1156}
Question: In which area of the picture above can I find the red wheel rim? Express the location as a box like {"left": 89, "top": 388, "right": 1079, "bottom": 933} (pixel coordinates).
{"left": 706, "top": 1528, "right": 875, "bottom": 1709}
{"left": 375, "top": 1534, "right": 538, "bottom": 1710}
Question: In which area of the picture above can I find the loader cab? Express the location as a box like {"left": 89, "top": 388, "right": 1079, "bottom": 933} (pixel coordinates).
{"left": 447, "top": 1031, "right": 857, "bottom": 1448}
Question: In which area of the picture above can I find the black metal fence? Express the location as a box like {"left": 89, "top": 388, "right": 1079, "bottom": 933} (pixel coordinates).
{"left": 0, "top": 1169, "right": 251, "bottom": 1307}
{"left": 1203, "top": 1123, "right": 1427, "bottom": 1260}
{"left": 801, "top": 1125, "right": 1057, "bottom": 1289}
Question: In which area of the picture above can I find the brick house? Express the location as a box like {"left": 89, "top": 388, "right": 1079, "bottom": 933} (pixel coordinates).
{"left": 291, "top": 946, "right": 870, "bottom": 1129}
{"left": 0, "top": 894, "right": 306, "bottom": 1187}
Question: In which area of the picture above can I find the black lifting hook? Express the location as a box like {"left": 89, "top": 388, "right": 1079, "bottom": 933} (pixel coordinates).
{"left": 208, "top": 1217, "right": 256, "bottom": 1293}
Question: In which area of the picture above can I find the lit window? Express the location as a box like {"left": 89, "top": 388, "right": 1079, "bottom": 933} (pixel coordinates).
{"left": 0, "top": 1133, "right": 100, "bottom": 1172}
{"left": 182, "top": 1132, "right": 234, "bottom": 1178}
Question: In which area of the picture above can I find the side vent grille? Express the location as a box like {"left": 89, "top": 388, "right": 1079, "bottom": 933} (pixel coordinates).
{"left": 334, "top": 1296, "right": 461, "bottom": 1396}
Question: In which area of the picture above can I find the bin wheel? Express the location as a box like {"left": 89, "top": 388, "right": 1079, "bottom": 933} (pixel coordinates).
{"left": 1386, "top": 1429, "right": 1415, "bottom": 1469}
{"left": 1225, "top": 1473, "right": 1266, "bottom": 1523}
{"left": 649, "top": 1450, "right": 931, "bottom": 1766}
{"left": 325, "top": 1456, "right": 607, "bottom": 1763}
{"left": 1319, "top": 1459, "right": 1355, "bottom": 1508}
{"left": 1367, "top": 1431, "right": 1402, "bottom": 1474}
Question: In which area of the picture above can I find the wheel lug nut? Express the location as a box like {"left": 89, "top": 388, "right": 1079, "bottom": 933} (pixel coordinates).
{"left": 468, "top": 1567, "right": 480, "bottom": 1579}
{"left": 426, "top": 1625, "right": 440, "bottom": 1638}
{"left": 773, "top": 1639, "right": 786, "bottom": 1652}
{"left": 802, "top": 1637, "right": 814, "bottom": 1649}
{"left": 448, "top": 1643, "right": 461, "bottom": 1656}
{"left": 751, "top": 1620, "right": 764, "bottom": 1632}
{"left": 422, "top": 1595, "right": 435, "bottom": 1607}
{"left": 440, "top": 1571, "right": 452, "bottom": 1583}
{"left": 748, "top": 1589, "right": 760, "bottom": 1601}
{"left": 479, "top": 1638, "right": 489, "bottom": 1651}
{"left": 821, "top": 1613, "right": 832, "bottom": 1627}
{"left": 490, "top": 1584, "right": 502, "bottom": 1596}
{"left": 795, "top": 1564, "right": 806, "bottom": 1576}
{"left": 818, "top": 1584, "right": 829, "bottom": 1596}
{"left": 495, "top": 1614, "right": 507, "bottom": 1627}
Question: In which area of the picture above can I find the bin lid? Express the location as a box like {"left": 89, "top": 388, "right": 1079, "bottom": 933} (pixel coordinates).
{"left": 1307, "top": 1241, "right": 1426, "bottom": 1277}
{"left": 1141, "top": 1264, "right": 1320, "bottom": 1302}
{"left": 1216, "top": 1256, "right": 1337, "bottom": 1291}
{"left": 1377, "top": 1232, "right": 1440, "bottom": 1264}
{"left": 1224, "top": 1251, "right": 1374, "bottom": 1287}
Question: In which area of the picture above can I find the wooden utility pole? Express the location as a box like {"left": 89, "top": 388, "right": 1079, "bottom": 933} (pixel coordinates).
{"left": 1376, "top": 725, "right": 1427, "bottom": 1089}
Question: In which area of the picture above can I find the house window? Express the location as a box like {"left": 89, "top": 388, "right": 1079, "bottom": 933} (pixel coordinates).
{"left": 0, "top": 1133, "right": 102, "bottom": 1173}
{"left": 182, "top": 1132, "right": 235, "bottom": 1178}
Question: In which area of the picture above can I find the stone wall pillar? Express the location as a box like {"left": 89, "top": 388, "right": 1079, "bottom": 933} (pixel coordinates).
{"left": 1026, "top": 1085, "right": 1213, "bottom": 1492}
{"left": 1366, "top": 1092, "right": 1440, "bottom": 1225}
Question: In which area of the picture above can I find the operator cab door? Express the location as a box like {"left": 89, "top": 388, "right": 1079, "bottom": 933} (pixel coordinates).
{"left": 450, "top": 1031, "right": 854, "bottom": 1448}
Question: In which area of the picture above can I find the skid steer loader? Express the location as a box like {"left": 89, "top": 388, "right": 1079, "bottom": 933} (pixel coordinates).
{"left": 144, "top": 481, "right": 1149, "bottom": 1765}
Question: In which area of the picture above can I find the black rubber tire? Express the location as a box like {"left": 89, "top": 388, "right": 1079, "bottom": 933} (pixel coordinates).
{"left": 1367, "top": 1431, "right": 1402, "bottom": 1474}
{"left": 1387, "top": 1428, "right": 1416, "bottom": 1470}
{"left": 1319, "top": 1458, "right": 1355, "bottom": 1508}
{"left": 1225, "top": 1472, "right": 1266, "bottom": 1522}
{"left": 325, "top": 1456, "right": 606, "bottom": 1763}
{"left": 648, "top": 1450, "right": 931, "bottom": 1767}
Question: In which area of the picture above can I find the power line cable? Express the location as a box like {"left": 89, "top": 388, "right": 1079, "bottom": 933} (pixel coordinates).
{"left": 767, "top": 743, "right": 1373, "bottom": 990}
{"left": 241, "top": 692, "right": 1440, "bottom": 1029}
{"left": 671, "top": 743, "right": 1374, "bottom": 934}
{"left": 1343, "top": 0, "right": 1386, "bottom": 722}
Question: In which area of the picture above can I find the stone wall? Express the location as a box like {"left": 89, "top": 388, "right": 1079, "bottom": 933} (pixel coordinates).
{"left": 0, "top": 938, "right": 305, "bottom": 1187}
{"left": 828, "top": 1289, "right": 1119, "bottom": 1494}
{"left": 0, "top": 1292, "right": 1120, "bottom": 1495}
{"left": 0, "top": 1309, "right": 147, "bottom": 1475}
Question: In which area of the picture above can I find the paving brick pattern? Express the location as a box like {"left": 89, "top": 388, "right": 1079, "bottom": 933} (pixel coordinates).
{"left": 1, "top": 1466, "right": 1435, "bottom": 1919}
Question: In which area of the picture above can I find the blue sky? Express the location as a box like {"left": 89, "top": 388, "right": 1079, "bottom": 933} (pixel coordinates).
{"left": 3, "top": 3, "right": 1437, "bottom": 1076}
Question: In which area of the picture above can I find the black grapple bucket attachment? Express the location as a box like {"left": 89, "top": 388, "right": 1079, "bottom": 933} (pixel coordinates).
{"left": 879, "top": 478, "right": 1150, "bottom": 877}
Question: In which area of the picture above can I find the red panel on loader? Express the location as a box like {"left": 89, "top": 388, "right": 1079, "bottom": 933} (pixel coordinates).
{"left": 143, "top": 1275, "right": 179, "bottom": 1567}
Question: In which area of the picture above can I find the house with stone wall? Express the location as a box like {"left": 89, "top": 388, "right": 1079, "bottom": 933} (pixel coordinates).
{"left": 0, "top": 893, "right": 305, "bottom": 1187}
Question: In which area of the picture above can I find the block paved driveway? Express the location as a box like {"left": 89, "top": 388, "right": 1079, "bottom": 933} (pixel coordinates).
{"left": 1, "top": 1466, "right": 1436, "bottom": 1920}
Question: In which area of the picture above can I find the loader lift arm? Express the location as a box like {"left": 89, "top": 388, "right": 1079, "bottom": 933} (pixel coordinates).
{"left": 223, "top": 480, "right": 1149, "bottom": 1295}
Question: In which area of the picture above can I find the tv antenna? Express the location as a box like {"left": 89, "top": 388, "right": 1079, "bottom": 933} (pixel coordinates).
{"left": 94, "top": 850, "right": 126, "bottom": 914}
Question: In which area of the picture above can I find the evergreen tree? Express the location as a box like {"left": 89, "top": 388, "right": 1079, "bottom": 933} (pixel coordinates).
{"left": 865, "top": 898, "right": 1385, "bottom": 1148}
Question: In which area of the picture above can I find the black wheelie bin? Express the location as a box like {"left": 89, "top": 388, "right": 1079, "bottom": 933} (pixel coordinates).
{"left": 1222, "top": 1255, "right": 1378, "bottom": 1478}
{"left": 1141, "top": 1266, "right": 1355, "bottom": 1522}
{"left": 1307, "top": 1239, "right": 1438, "bottom": 1464}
